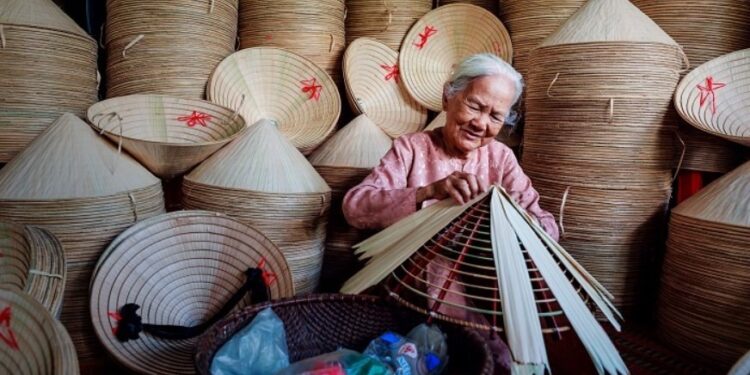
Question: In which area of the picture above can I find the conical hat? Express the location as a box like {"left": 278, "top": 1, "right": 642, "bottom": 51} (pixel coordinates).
{"left": 0, "top": 113, "right": 160, "bottom": 200}
{"left": 309, "top": 114, "right": 392, "bottom": 169}
{"left": 673, "top": 161, "right": 750, "bottom": 227}
{"left": 186, "top": 119, "right": 330, "bottom": 194}
{"left": 539, "top": 0, "right": 678, "bottom": 47}
{"left": 0, "top": 0, "right": 90, "bottom": 38}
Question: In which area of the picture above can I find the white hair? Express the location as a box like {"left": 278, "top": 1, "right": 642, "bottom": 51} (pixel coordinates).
{"left": 444, "top": 53, "right": 524, "bottom": 125}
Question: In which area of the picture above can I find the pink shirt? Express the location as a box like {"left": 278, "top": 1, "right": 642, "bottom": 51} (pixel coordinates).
{"left": 343, "top": 129, "right": 560, "bottom": 241}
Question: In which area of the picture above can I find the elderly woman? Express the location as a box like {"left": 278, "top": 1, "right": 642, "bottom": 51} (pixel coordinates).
{"left": 342, "top": 53, "right": 559, "bottom": 373}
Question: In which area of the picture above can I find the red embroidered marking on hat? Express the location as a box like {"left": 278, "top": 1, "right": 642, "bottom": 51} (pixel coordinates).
{"left": 301, "top": 78, "right": 323, "bottom": 101}
{"left": 414, "top": 26, "right": 437, "bottom": 49}
{"left": 381, "top": 64, "right": 400, "bottom": 82}
{"left": 696, "top": 75, "right": 727, "bottom": 116}
{"left": 108, "top": 311, "right": 122, "bottom": 336}
{"left": 0, "top": 306, "right": 19, "bottom": 350}
{"left": 257, "top": 258, "right": 277, "bottom": 287}
{"left": 177, "top": 111, "right": 211, "bottom": 127}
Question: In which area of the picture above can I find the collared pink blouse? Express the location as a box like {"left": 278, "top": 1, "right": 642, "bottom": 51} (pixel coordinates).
{"left": 343, "top": 129, "right": 560, "bottom": 241}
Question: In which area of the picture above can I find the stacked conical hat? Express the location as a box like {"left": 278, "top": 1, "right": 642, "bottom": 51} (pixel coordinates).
{"left": 0, "top": 289, "right": 79, "bottom": 375}
{"left": 309, "top": 114, "right": 392, "bottom": 289}
{"left": 521, "top": 0, "right": 683, "bottom": 315}
{"left": 0, "top": 0, "right": 98, "bottom": 162}
{"left": 436, "top": 0, "right": 498, "bottom": 14}
{"left": 344, "top": 0, "right": 432, "bottom": 51}
{"left": 0, "top": 113, "right": 165, "bottom": 362}
{"left": 0, "top": 221, "right": 66, "bottom": 317}
{"left": 104, "top": 0, "right": 238, "bottom": 99}
{"left": 183, "top": 119, "right": 331, "bottom": 294}
{"left": 342, "top": 186, "right": 627, "bottom": 374}
{"left": 343, "top": 38, "right": 427, "bottom": 138}
{"left": 87, "top": 94, "right": 247, "bottom": 179}
{"left": 658, "top": 161, "right": 750, "bottom": 368}
{"left": 633, "top": 0, "right": 750, "bottom": 173}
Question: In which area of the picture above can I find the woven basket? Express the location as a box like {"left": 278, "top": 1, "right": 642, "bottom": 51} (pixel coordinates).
{"left": 343, "top": 38, "right": 427, "bottom": 138}
{"left": 0, "top": 221, "right": 66, "bottom": 318}
{"left": 345, "top": 0, "right": 432, "bottom": 51}
{"left": 207, "top": 47, "right": 341, "bottom": 154}
{"left": 238, "top": 0, "right": 345, "bottom": 83}
{"left": 0, "top": 289, "right": 79, "bottom": 375}
{"left": 0, "top": 0, "right": 98, "bottom": 162}
{"left": 104, "top": 0, "right": 237, "bottom": 99}
{"left": 89, "top": 210, "right": 294, "bottom": 374}
{"left": 399, "top": 4, "right": 512, "bottom": 112}
{"left": 87, "top": 95, "right": 247, "bottom": 179}
{"left": 194, "top": 294, "right": 493, "bottom": 375}
{"left": 632, "top": 0, "right": 750, "bottom": 173}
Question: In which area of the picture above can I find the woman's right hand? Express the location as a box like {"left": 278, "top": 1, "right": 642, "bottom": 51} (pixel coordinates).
{"left": 417, "top": 171, "right": 489, "bottom": 205}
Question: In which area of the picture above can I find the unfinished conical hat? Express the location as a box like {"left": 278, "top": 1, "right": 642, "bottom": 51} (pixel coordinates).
{"left": 343, "top": 38, "right": 428, "bottom": 138}
{"left": 539, "top": 0, "right": 678, "bottom": 47}
{"left": 207, "top": 47, "right": 341, "bottom": 155}
{"left": 0, "top": 0, "right": 89, "bottom": 38}
{"left": 424, "top": 111, "right": 447, "bottom": 131}
{"left": 342, "top": 186, "right": 626, "bottom": 374}
{"left": 87, "top": 95, "right": 247, "bottom": 179}
{"left": 186, "top": 119, "right": 330, "bottom": 194}
{"left": 0, "top": 113, "right": 160, "bottom": 200}
{"left": 309, "top": 114, "right": 393, "bottom": 169}
{"left": 674, "top": 49, "right": 750, "bottom": 147}
{"left": 0, "top": 289, "right": 79, "bottom": 375}
{"left": 673, "top": 161, "right": 750, "bottom": 227}
{"left": 399, "top": 4, "right": 513, "bottom": 111}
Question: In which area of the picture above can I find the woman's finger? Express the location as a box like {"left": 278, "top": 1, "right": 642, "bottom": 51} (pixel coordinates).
{"left": 449, "top": 177, "right": 473, "bottom": 203}
{"left": 464, "top": 174, "right": 480, "bottom": 197}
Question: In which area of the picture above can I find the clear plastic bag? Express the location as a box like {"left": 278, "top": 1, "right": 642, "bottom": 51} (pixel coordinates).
{"left": 407, "top": 324, "right": 449, "bottom": 375}
{"left": 210, "top": 307, "right": 290, "bottom": 375}
{"left": 275, "top": 349, "right": 393, "bottom": 375}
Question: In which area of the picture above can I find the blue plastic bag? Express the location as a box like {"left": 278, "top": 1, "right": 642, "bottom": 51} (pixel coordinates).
{"left": 210, "top": 307, "right": 290, "bottom": 375}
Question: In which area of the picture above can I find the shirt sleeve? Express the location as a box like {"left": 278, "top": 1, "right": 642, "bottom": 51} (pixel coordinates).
{"left": 342, "top": 136, "right": 419, "bottom": 230}
{"left": 500, "top": 149, "right": 560, "bottom": 241}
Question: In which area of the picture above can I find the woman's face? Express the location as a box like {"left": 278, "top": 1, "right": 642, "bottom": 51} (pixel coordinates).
{"left": 442, "top": 74, "right": 516, "bottom": 156}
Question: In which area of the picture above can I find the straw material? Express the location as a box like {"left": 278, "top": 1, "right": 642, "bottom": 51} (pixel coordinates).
{"left": 343, "top": 38, "right": 427, "bottom": 138}
{"left": 0, "top": 289, "right": 79, "bottom": 375}
{"left": 0, "top": 222, "right": 66, "bottom": 317}
{"left": 399, "top": 4, "right": 512, "bottom": 111}
{"left": 183, "top": 119, "right": 331, "bottom": 294}
{"left": 0, "top": 113, "right": 166, "bottom": 362}
{"left": 0, "top": 0, "right": 98, "bottom": 162}
{"left": 87, "top": 94, "right": 247, "bottom": 179}
{"left": 309, "top": 114, "right": 392, "bottom": 170}
{"left": 207, "top": 47, "right": 341, "bottom": 154}
{"left": 345, "top": 0, "right": 432, "bottom": 51}
{"left": 498, "top": 0, "right": 585, "bottom": 83}
{"left": 342, "top": 187, "right": 626, "bottom": 373}
{"left": 632, "top": 0, "right": 750, "bottom": 173}
{"left": 729, "top": 351, "right": 750, "bottom": 375}
{"left": 238, "top": 0, "right": 345, "bottom": 83}
{"left": 437, "top": 0, "right": 497, "bottom": 14}
{"left": 674, "top": 49, "right": 750, "bottom": 148}
{"left": 89, "top": 210, "right": 294, "bottom": 374}
{"left": 657, "top": 161, "right": 750, "bottom": 369}
{"left": 104, "top": 0, "right": 238, "bottom": 99}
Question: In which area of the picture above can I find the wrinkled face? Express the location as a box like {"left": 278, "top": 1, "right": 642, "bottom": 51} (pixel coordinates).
{"left": 442, "top": 74, "right": 516, "bottom": 156}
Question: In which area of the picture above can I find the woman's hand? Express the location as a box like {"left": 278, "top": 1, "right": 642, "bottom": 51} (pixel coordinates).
{"left": 417, "top": 172, "right": 489, "bottom": 205}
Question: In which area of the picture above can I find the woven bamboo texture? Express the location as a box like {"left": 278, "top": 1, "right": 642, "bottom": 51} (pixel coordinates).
{"left": 0, "top": 0, "right": 98, "bottom": 162}
{"left": 437, "top": 0, "right": 498, "bottom": 15}
{"left": 632, "top": 0, "right": 750, "bottom": 173}
{"left": 87, "top": 95, "right": 247, "bottom": 179}
{"left": 345, "top": 0, "right": 432, "bottom": 51}
{"left": 104, "top": 0, "right": 238, "bottom": 99}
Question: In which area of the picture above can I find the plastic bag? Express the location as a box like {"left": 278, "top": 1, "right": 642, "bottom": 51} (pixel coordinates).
{"left": 210, "top": 307, "right": 289, "bottom": 375}
{"left": 407, "top": 324, "right": 448, "bottom": 375}
{"left": 364, "top": 331, "right": 425, "bottom": 375}
{"left": 275, "top": 349, "right": 392, "bottom": 375}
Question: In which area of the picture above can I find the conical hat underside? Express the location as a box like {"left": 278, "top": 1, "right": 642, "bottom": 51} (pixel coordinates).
{"left": 186, "top": 119, "right": 330, "bottom": 194}
{"left": 309, "top": 114, "right": 392, "bottom": 169}
{"left": 0, "top": 0, "right": 90, "bottom": 39}
{"left": 0, "top": 113, "right": 159, "bottom": 200}
{"left": 673, "top": 161, "right": 750, "bottom": 227}
{"left": 539, "top": 0, "right": 677, "bottom": 47}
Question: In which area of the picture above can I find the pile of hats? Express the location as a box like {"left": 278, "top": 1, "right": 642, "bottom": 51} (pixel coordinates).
{"left": 345, "top": 0, "right": 432, "bottom": 51}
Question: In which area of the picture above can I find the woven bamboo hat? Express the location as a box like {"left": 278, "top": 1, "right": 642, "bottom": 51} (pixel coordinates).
{"left": 345, "top": 0, "right": 432, "bottom": 51}
{"left": 89, "top": 210, "right": 293, "bottom": 374}
{"left": 183, "top": 119, "right": 331, "bottom": 294}
{"left": 207, "top": 47, "right": 341, "bottom": 155}
{"left": 343, "top": 38, "right": 427, "bottom": 138}
{"left": 399, "top": 4, "right": 512, "bottom": 112}
{"left": 342, "top": 186, "right": 627, "bottom": 374}
{"left": 658, "top": 161, "right": 750, "bottom": 368}
{"left": 87, "top": 95, "right": 247, "bottom": 179}
{"left": 436, "top": 0, "right": 498, "bottom": 14}
{"left": 0, "top": 0, "right": 98, "bottom": 162}
{"left": 674, "top": 49, "right": 750, "bottom": 147}
{"left": 309, "top": 114, "right": 393, "bottom": 172}
{"left": 0, "top": 222, "right": 66, "bottom": 318}
{"left": 0, "top": 289, "right": 79, "bottom": 375}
